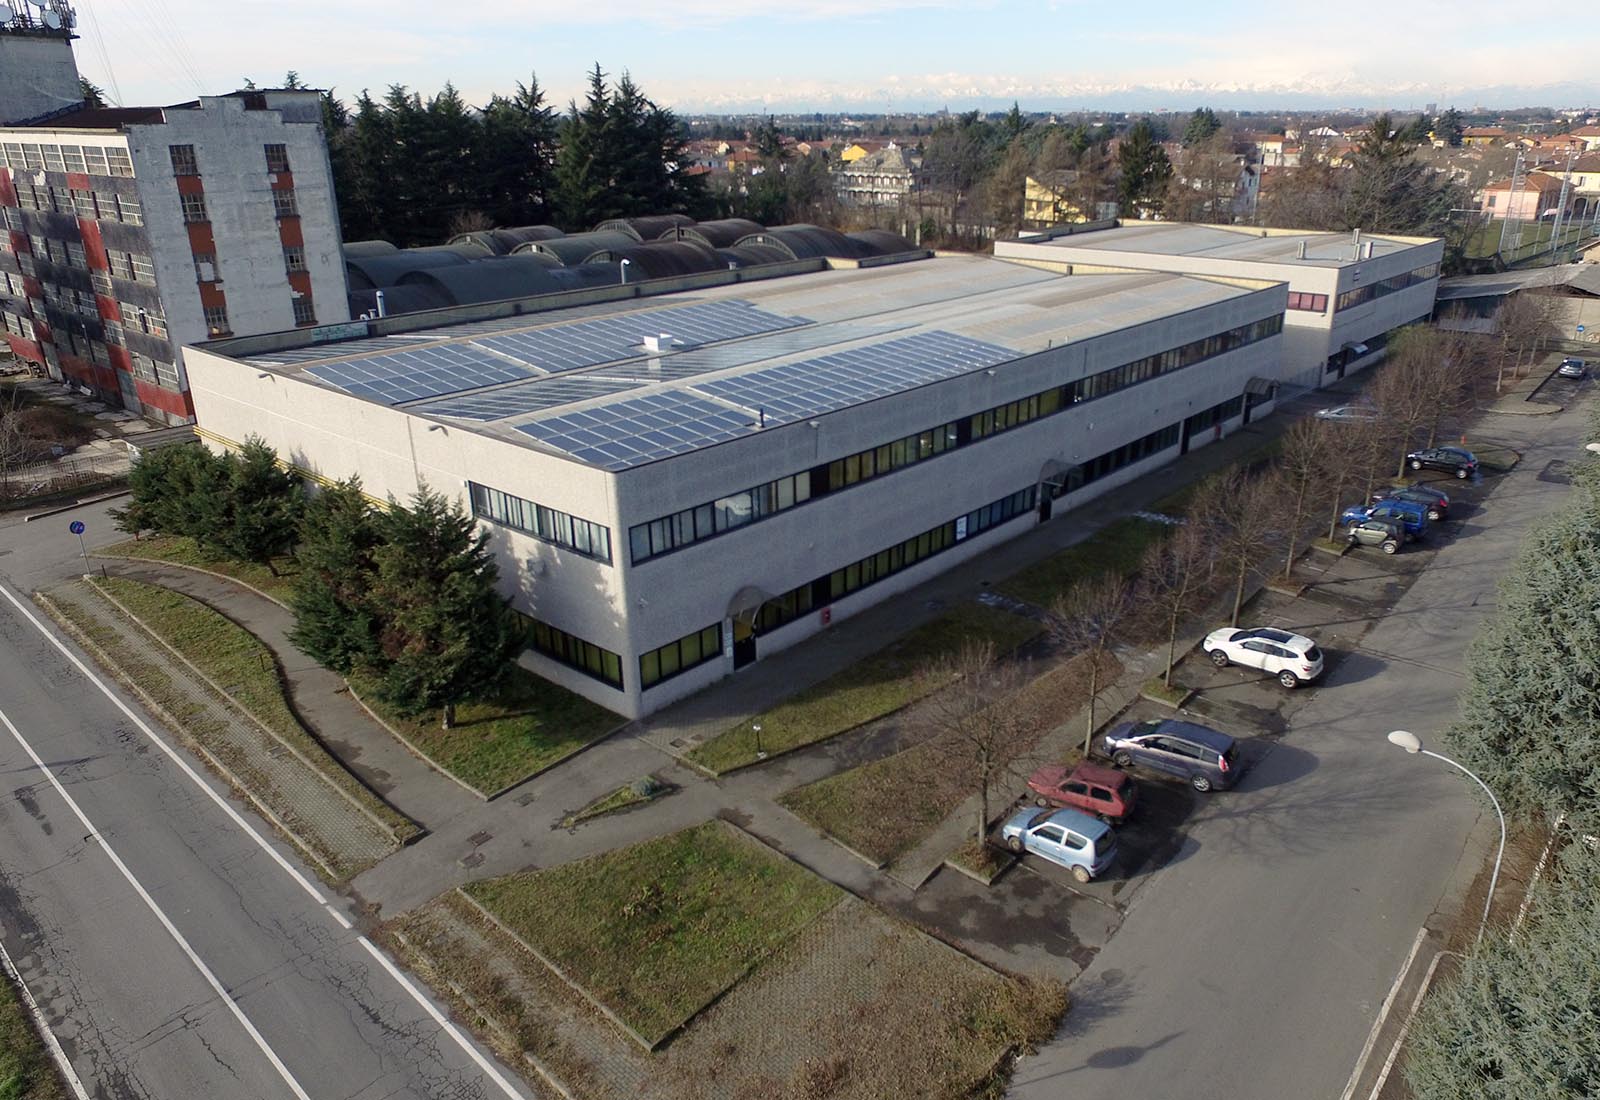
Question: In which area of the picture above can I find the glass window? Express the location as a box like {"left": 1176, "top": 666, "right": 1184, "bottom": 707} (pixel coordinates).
{"left": 263, "top": 143, "right": 290, "bottom": 174}
{"left": 169, "top": 145, "right": 199, "bottom": 175}
{"left": 273, "top": 189, "right": 299, "bottom": 218}
{"left": 292, "top": 298, "right": 316, "bottom": 325}
{"left": 180, "top": 192, "right": 208, "bottom": 223}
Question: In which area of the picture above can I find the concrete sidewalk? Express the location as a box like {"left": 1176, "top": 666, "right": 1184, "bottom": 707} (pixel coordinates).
{"left": 94, "top": 558, "right": 477, "bottom": 833}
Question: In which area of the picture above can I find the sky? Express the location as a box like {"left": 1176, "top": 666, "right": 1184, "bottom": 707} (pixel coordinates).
{"left": 63, "top": 0, "right": 1600, "bottom": 115}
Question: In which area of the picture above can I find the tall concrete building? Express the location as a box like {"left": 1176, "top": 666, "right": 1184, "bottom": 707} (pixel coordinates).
{"left": 0, "top": 8, "right": 348, "bottom": 423}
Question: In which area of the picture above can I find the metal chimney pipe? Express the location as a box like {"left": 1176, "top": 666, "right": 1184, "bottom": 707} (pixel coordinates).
{"left": 375, "top": 289, "right": 387, "bottom": 318}
{"left": 1296, "top": 240, "right": 1307, "bottom": 259}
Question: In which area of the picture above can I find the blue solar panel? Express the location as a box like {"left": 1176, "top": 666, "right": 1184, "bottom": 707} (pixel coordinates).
{"left": 473, "top": 300, "right": 806, "bottom": 373}
{"left": 414, "top": 377, "right": 644, "bottom": 421}
{"left": 518, "top": 391, "right": 756, "bottom": 470}
{"left": 690, "top": 331, "right": 1014, "bottom": 425}
{"left": 305, "top": 346, "right": 535, "bottom": 404}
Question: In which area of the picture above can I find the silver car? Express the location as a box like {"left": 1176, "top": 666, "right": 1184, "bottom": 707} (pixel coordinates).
{"left": 999, "top": 806, "right": 1116, "bottom": 882}
{"left": 1558, "top": 357, "right": 1587, "bottom": 379}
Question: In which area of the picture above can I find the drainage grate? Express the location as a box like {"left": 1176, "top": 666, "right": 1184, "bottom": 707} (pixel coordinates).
{"left": 468, "top": 830, "right": 492, "bottom": 847}
{"left": 459, "top": 851, "right": 485, "bottom": 869}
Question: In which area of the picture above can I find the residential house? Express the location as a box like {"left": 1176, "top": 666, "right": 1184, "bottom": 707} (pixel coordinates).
{"left": 1463, "top": 126, "right": 1510, "bottom": 147}
{"left": 1572, "top": 125, "right": 1600, "bottom": 152}
{"left": 839, "top": 141, "right": 890, "bottom": 164}
{"left": 834, "top": 144, "right": 917, "bottom": 207}
{"left": 1479, "top": 171, "right": 1573, "bottom": 220}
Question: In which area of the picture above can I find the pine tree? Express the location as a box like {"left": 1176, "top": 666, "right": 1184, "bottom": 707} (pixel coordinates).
{"left": 553, "top": 65, "right": 613, "bottom": 229}
{"left": 111, "top": 444, "right": 230, "bottom": 543}
{"left": 217, "top": 438, "right": 301, "bottom": 574}
{"left": 290, "top": 478, "right": 382, "bottom": 673}
{"left": 1434, "top": 107, "right": 1465, "bottom": 147}
{"left": 477, "top": 75, "right": 558, "bottom": 227}
{"left": 368, "top": 488, "right": 521, "bottom": 728}
{"left": 1182, "top": 107, "right": 1221, "bottom": 147}
{"left": 1117, "top": 118, "right": 1172, "bottom": 218}
{"left": 1342, "top": 113, "right": 1465, "bottom": 237}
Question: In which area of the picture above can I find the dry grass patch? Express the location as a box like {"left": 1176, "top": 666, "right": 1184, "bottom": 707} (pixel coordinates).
{"left": 463, "top": 821, "right": 840, "bottom": 1047}
{"left": 689, "top": 603, "right": 1040, "bottom": 775}
{"left": 0, "top": 969, "right": 67, "bottom": 1100}
{"left": 782, "top": 652, "right": 1118, "bottom": 866}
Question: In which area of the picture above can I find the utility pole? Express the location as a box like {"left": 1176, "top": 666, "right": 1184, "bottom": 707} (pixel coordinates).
{"left": 1547, "top": 148, "right": 1578, "bottom": 261}
{"left": 1498, "top": 149, "right": 1526, "bottom": 258}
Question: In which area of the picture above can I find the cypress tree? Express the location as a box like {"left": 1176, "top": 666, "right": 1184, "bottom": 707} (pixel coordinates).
{"left": 290, "top": 477, "right": 382, "bottom": 673}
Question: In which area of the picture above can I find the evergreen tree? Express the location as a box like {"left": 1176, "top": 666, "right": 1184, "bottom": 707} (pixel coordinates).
{"left": 1117, "top": 118, "right": 1172, "bottom": 218}
{"left": 290, "top": 478, "right": 382, "bottom": 673}
{"left": 282, "top": 70, "right": 303, "bottom": 89}
{"left": 1398, "top": 113, "right": 1432, "bottom": 144}
{"left": 368, "top": 488, "right": 521, "bottom": 728}
{"left": 1342, "top": 112, "right": 1465, "bottom": 238}
{"left": 999, "top": 101, "right": 1029, "bottom": 144}
{"left": 753, "top": 116, "right": 786, "bottom": 160}
{"left": 553, "top": 65, "right": 614, "bottom": 229}
{"left": 110, "top": 444, "right": 229, "bottom": 544}
{"left": 1182, "top": 107, "right": 1221, "bottom": 147}
{"left": 78, "top": 78, "right": 107, "bottom": 108}
{"left": 477, "top": 75, "right": 558, "bottom": 227}
{"left": 1434, "top": 107, "right": 1465, "bottom": 147}
{"left": 216, "top": 437, "right": 302, "bottom": 574}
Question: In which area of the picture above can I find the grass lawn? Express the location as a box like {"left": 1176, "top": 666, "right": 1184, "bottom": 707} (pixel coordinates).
{"left": 463, "top": 821, "right": 840, "bottom": 1047}
{"left": 781, "top": 652, "right": 1115, "bottom": 867}
{"left": 0, "top": 972, "right": 65, "bottom": 1100}
{"left": 996, "top": 516, "right": 1168, "bottom": 607}
{"left": 89, "top": 576, "right": 417, "bottom": 842}
{"left": 687, "top": 602, "right": 1041, "bottom": 775}
{"left": 353, "top": 665, "right": 622, "bottom": 797}
{"left": 98, "top": 535, "right": 298, "bottom": 603}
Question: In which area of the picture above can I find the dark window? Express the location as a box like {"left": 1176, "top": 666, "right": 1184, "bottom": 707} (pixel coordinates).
{"left": 169, "top": 144, "right": 198, "bottom": 175}
{"left": 283, "top": 245, "right": 306, "bottom": 273}
{"left": 291, "top": 298, "right": 316, "bottom": 326}
{"left": 180, "top": 192, "right": 208, "bottom": 223}
{"left": 263, "top": 143, "right": 290, "bottom": 173}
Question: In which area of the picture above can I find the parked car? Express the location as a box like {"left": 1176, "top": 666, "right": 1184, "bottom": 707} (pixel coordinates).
{"left": 999, "top": 806, "right": 1117, "bottom": 882}
{"left": 1344, "top": 515, "right": 1406, "bottom": 554}
{"left": 1026, "top": 761, "right": 1139, "bottom": 821}
{"left": 1100, "top": 719, "right": 1241, "bottom": 792}
{"left": 1558, "top": 357, "right": 1587, "bottom": 379}
{"left": 1371, "top": 484, "right": 1449, "bottom": 520}
{"left": 1203, "top": 626, "right": 1324, "bottom": 688}
{"left": 1314, "top": 404, "right": 1378, "bottom": 422}
{"left": 1341, "top": 499, "right": 1430, "bottom": 539}
{"left": 1406, "top": 445, "right": 1478, "bottom": 479}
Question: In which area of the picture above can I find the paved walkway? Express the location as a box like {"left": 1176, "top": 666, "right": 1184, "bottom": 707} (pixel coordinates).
{"left": 92, "top": 558, "right": 478, "bottom": 833}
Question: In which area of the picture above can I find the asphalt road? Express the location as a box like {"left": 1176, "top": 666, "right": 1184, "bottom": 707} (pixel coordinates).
{"left": 1007, "top": 403, "right": 1584, "bottom": 1100}
{"left": 0, "top": 536, "right": 534, "bottom": 1098}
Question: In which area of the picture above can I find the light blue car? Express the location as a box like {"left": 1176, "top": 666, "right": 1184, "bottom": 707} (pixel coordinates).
{"left": 999, "top": 806, "right": 1117, "bottom": 882}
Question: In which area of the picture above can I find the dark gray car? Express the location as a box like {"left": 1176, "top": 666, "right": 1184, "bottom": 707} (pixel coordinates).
{"left": 1100, "top": 719, "right": 1241, "bottom": 792}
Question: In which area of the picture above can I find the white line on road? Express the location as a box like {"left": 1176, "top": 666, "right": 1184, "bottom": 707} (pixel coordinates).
{"left": 0, "top": 582, "right": 527, "bottom": 1099}
{"left": 1367, "top": 951, "right": 1453, "bottom": 1100}
{"left": 0, "top": 701, "right": 315, "bottom": 1100}
{"left": 1338, "top": 925, "right": 1428, "bottom": 1100}
{"left": 0, "top": 930, "right": 92, "bottom": 1100}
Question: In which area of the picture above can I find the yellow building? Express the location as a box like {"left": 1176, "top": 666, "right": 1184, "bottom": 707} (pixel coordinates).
{"left": 1023, "top": 172, "right": 1089, "bottom": 228}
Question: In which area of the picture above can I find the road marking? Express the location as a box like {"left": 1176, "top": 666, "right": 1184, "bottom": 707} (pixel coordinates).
{"left": 1367, "top": 951, "right": 1453, "bottom": 1100}
{"left": 1338, "top": 925, "right": 1428, "bottom": 1100}
{"left": 357, "top": 936, "right": 530, "bottom": 1099}
{"left": 0, "top": 702, "right": 315, "bottom": 1100}
{"left": 0, "top": 931, "right": 92, "bottom": 1100}
{"left": 0, "top": 581, "right": 525, "bottom": 1098}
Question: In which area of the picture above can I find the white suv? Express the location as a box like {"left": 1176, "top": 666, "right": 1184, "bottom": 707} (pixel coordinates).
{"left": 1203, "top": 626, "right": 1324, "bottom": 688}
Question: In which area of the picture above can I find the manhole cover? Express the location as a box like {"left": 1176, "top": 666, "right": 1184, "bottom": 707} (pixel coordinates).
{"left": 468, "top": 831, "right": 492, "bottom": 847}
{"left": 459, "top": 851, "right": 485, "bottom": 869}
{"left": 669, "top": 738, "right": 687, "bottom": 748}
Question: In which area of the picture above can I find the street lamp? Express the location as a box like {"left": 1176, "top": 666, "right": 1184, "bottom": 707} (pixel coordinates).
{"left": 1387, "top": 730, "right": 1506, "bottom": 944}
{"left": 752, "top": 723, "right": 765, "bottom": 760}
{"left": 1585, "top": 442, "right": 1600, "bottom": 456}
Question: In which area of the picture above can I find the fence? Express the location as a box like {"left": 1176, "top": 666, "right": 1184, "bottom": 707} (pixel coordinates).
{"left": 0, "top": 449, "right": 127, "bottom": 504}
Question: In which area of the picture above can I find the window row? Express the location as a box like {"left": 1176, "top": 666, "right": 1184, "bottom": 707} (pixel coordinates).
{"left": 469, "top": 482, "right": 613, "bottom": 563}
{"left": 1335, "top": 263, "right": 1441, "bottom": 312}
{"left": 40, "top": 282, "right": 98, "bottom": 319}
{"left": 528, "top": 618, "right": 623, "bottom": 689}
{"left": 1070, "top": 422, "right": 1183, "bottom": 492}
{"left": 629, "top": 469, "right": 812, "bottom": 563}
{"left": 1, "top": 312, "right": 36, "bottom": 339}
{"left": 1, "top": 142, "right": 134, "bottom": 177}
{"left": 104, "top": 248, "right": 156, "bottom": 285}
{"left": 626, "top": 312, "right": 1284, "bottom": 565}
{"left": 119, "top": 301, "right": 167, "bottom": 338}
{"left": 1286, "top": 291, "right": 1329, "bottom": 312}
{"left": 12, "top": 183, "right": 143, "bottom": 226}
{"left": 639, "top": 623, "right": 722, "bottom": 689}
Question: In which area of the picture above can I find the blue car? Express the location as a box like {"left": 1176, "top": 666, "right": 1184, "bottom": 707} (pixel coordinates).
{"left": 1340, "top": 499, "right": 1431, "bottom": 539}
{"left": 999, "top": 806, "right": 1117, "bottom": 882}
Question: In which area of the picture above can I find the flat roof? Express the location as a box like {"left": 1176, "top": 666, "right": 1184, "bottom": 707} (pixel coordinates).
{"left": 1013, "top": 222, "right": 1432, "bottom": 267}
{"left": 229, "top": 255, "right": 1266, "bottom": 472}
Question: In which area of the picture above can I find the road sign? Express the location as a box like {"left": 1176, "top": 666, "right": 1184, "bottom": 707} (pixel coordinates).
{"left": 68, "top": 520, "right": 85, "bottom": 535}
{"left": 1579, "top": 324, "right": 1587, "bottom": 334}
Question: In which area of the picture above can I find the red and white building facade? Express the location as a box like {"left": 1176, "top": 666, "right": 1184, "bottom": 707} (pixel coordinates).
{"left": 0, "top": 22, "right": 348, "bottom": 423}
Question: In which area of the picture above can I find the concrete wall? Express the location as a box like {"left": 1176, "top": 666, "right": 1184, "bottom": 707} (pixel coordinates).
{"left": 127, "top": 96, "right": 348, "bottom": 377}
{"left": 0, "top": 33, "right": 80, "bottom": 125}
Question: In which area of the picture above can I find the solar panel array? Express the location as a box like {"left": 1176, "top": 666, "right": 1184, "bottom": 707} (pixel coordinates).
{"left": 586, "top": 321, "right": 909, "bottom": 382}
{"left": 247, "top": 335, "right": 438, "bottom": 366}
{"left": 517, "top": 391, "right": 756, "bottom": 470}
{"left": 414, "top": 377, "right": 644, "bottom": 421}
{"left": 474, "top": 300, "right": 806, "bottom": 374}
{"left": 691, "top": 331, "right": 1015, "bottom": 425}
{"left": 305, "top": 346, "right": 534, "bottom": 403}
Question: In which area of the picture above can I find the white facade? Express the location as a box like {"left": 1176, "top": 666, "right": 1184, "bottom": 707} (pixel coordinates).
{"left": 186, "top": 257, "right": 1287, "bottom": 718}
{"left": 997, "top": 222, "right": 1443, "bottom": 390}
{"left": 0, "top": 29, "right": 81, "bottom": 125}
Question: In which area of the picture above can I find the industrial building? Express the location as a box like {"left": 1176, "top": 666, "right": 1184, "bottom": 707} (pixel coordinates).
{"left": 186, "top": 253, "right": 1286, "bottom": 718}
{"left": 997, "top": 222, "right": 1442, "bottom": 389}
{"left": 0, "top": 6, "right": 347, "bottom": 423}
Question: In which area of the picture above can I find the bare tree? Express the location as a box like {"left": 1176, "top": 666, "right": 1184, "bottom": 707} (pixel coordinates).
{"left": 0, "top": 389, "right": 37, "bottom": 500}
{"left": 1211, "top": 469, "right": 1284, "bottom": 624}
{"left": 1048, "top": 574, "right": 1135, "bottom": 755}
{"left": 918, "top": 640, "right": 1040, "bottom": 846}
{"left": 1275, "top": 418, "right": 1334, "bottom": 579}
{"left": 1369, "top": 333, "right": 1444, "bottom": 476}
{"left": 1140, "top": 518, "right": 1217, "bottom": 688}
{"left": 1496, "top": 293, "right": 1559, "bottom": 381}
{"left": 1424, "top": 330, "right": 1494, "bottom": 446}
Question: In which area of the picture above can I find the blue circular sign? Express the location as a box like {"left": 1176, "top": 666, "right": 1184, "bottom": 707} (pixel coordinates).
{"left": 1579, "top": 324, "right": 1587, "bottom": 333}
{"left": 69, "top": 521, "right": 85, "bottom": 535}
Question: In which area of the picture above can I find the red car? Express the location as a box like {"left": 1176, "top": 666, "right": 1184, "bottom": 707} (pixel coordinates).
{"left": 1026, "top": 762, "right": 1138, "bottom": 822}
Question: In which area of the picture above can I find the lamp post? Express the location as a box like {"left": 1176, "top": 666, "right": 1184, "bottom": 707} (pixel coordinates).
{"left": 1387, "top": 730, "right": 1506, "bottom": 944}
{"left": 752, "top": 723, "right": 765, "bottom": 760}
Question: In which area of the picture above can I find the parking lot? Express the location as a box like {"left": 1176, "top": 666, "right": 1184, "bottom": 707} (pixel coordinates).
{"left": 979, "top": 460, "right": 1499, "bottom": 952}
